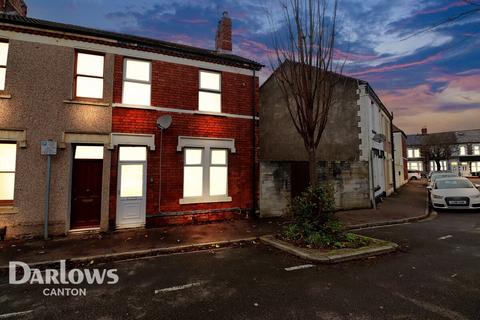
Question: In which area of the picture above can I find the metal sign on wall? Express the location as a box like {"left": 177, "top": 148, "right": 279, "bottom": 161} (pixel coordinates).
{"left": 40, "top": 140, "right": 57, "bottom": 155}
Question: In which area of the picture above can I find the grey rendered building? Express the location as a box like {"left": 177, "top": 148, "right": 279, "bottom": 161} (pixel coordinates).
{"left": 259, "top": 70, "right": 394, "bottom": 217}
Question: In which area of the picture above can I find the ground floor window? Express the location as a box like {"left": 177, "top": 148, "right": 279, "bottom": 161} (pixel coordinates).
{"left": 181, "top": 147, "right": 230, "bottom": 204}
{"left": 408, "top": 161, "right": 423, "bottom": 171}
{"left": 0, "top": 143, "right": 16, "bottom": 203}
{"left": 471, "top": 162, "right": 480, "bottom": 173}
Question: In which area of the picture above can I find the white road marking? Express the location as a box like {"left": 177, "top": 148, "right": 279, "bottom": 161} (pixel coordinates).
{"left": 438, "top": 235, "right": 453, "bottom": 240}
{"left": 284, "top": 264, "right": 315, "bottom": 271}
{"left": 154, "top": 282, "right": 202, "bottom": 294}
{"left": 0, "top": 310, "right": 34, "bottom": 319}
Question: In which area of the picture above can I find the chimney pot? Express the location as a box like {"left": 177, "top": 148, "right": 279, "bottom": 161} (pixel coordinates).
{"left": 421, "top": 127, "right": 428, "bottom": 135}
{"left": 215, "top": 11, "right": 232, "bottom": 52}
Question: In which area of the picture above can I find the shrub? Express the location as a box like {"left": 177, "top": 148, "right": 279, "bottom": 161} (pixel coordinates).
{"left": 283, "top": 184, "right": 369, "bottom": 249}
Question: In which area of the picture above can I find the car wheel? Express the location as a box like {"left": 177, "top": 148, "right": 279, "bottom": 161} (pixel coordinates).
{"left": 411, "top": 176, "right": 417, "bottom": 180}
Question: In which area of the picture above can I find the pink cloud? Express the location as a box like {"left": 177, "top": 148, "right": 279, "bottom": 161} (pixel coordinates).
{"left": 177, "top": 19, "right": 209, "bottom": 25}
{"left": 349, "top": 52, "right": 444, "bottom": 77}
{"left": 414, "top": 1, "right": 467, "bottom": 16}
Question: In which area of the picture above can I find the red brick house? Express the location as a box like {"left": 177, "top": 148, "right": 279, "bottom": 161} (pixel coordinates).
{"left": 107, "top": 13, "right": 262, "bottom": 228}
{"left": 0, "top": 7, "right": 261, "bottom": 238}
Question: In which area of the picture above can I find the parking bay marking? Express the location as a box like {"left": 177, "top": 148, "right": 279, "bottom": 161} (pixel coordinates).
{"left": 155, "top": 282, "right": 203, "bottom": 294}
{"left": 284, "top": 264, "right": 315, "bottom": 271}
{"left": 0, "top": 310, "right": 34, "bottom": 319}
{"left": 438, "top": 235, "right": 453, "bottom": 240}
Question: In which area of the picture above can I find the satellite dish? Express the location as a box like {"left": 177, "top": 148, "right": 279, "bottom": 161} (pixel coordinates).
{"left": 156, "top": 115, "right": 172, "bottom": 130}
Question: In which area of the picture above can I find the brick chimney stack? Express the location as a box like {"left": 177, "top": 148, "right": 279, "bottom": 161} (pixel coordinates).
{"left": 0, "top": 0, "right": 27, "bottom": 16}
{"left": 215, "top": 11, "right": 232, "bottom": 52}
{"left": 421, "top": 127, "right": 428, "bottom": 135}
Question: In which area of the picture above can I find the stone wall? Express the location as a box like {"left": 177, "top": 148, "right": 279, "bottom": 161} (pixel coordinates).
{"left": 260, "top": 160, "right": 370, "bottom": 217}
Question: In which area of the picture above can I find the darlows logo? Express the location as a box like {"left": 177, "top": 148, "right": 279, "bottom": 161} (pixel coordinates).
{"left": 9, "top": 260, "right": 119, "bottom": 296}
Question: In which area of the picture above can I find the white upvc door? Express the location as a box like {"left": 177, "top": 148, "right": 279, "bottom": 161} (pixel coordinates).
{"left": 116, "top": 147, "right": 147, "bottom": 229}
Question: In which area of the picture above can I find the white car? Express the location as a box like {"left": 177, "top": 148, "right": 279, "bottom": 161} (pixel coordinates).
{"left": 428, "top": 171, "right": 451, "bottom": 182}
{"left": 428, "top": 177, "right": 480, "bottom": 210}
{"left": 428, "top": 172, "right": 457, "bottom": 188}
{"left": 408, "top": 171, "right": 422, "bottom": 180}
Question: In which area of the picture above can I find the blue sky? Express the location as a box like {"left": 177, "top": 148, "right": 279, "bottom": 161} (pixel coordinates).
{"left": 27, "top": 0, "right": 480, "bottom": 134}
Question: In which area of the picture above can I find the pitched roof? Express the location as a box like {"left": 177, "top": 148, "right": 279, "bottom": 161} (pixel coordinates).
{"left": 407, "top": 128, "right": 480, "bottom": 146}
{"left": 0, "top": 13, "right": 263, "bottom": 70}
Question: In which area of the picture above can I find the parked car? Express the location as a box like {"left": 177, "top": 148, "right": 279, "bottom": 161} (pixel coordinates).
{"left": 428, "top": 172, "right": 457, "bottom": 188}
{"left": 428, "top": 171, "right": 453, "bottom": 182}
{"left": 408, "top": 171, "right": 422, "bottom": 180}
{"left": 428, "top": 177, "right": 480, "bottom": 210}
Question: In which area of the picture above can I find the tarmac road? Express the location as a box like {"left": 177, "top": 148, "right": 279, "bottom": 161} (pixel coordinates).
{"left": 1, "top": 209, "right": 479, "bottom": 320}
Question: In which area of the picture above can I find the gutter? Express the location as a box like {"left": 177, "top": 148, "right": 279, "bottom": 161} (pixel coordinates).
{"left": 391, "top": 114, "right": 396, "bottom": 193}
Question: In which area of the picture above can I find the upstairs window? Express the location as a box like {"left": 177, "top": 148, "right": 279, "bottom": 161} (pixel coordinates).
{"left": 474, "top": 145, "right": 480, "bottom": 156}
{"left": 407, "top": 148, "right": 420, "bottom": 158}
{"left": 122, "top": 58, "right": 151, "bottom": 106}
{"left": 0, "top": 41, "right": 9, "bottom": 91}
{"left": 459, "top": 145, "right": 467, "bottom": 156}
{"left": 75, "top": 52, "right": 104, "bottom": 99}
{"left": 0, "top": 143, "right": 16, "bottom": 203}
{"left": 198, "top": 70, "right": 221, "bottom": 112}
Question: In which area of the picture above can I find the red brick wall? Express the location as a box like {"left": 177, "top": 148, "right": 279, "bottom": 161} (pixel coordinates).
{"left": 110, "top": 55, "right": 259, "bottom": 226}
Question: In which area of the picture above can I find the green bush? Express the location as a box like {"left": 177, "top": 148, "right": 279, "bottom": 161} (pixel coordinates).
{"left": 283, "top": 184, "right": 369, "bottom": 249}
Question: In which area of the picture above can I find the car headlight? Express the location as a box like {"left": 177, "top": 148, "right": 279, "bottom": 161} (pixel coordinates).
{"left": 471, "top": 194, "right": 480, "bottom": 199}
{"left": 432, "top": 194, "right": 444, "bottom": 199}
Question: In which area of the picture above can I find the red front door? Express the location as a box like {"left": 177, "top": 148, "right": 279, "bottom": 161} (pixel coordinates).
{"left": 70, "top": 158, "right": 103, "bottom": 229}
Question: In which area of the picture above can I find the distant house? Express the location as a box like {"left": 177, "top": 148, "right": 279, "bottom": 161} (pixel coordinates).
{"left": 259, "top": 67, "right": 394, "bottom": 216}
{"left": 407, "top": 128, "right": 480, "bottom": 177}
{"left": 393, "top": 125, "right": 408, "bottom": 188}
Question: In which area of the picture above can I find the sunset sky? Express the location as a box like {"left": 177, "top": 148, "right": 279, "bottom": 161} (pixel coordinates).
{"left": 27, "top": 0, "right": 480, "bottom": 134}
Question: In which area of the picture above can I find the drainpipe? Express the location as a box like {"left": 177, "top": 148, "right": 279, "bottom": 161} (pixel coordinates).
{"left": 391, "top": 114, "right": 396, "bottom": 193}
{"left": 251, "top": 69, "right": 258, "bottom": 218}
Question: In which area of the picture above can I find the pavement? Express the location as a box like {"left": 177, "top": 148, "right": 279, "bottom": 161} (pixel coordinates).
{"left": 0, "top": 181, "right": 428, "bottom": 268}
{"left": 0, "top": 209, "right": 479, "bottom": 319}
{"left": 337, "top": 179, "right": 428, "bottom": 228}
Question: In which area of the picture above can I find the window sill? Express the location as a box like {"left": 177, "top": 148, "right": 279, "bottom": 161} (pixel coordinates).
{"left": 179, "top": 196, "right": 232, "bottom": 205}
{"left": 63, "top": 100, "right": 110, "bottom": 107}
{"left": 194, "top": 111, "right": 227, "bottom": 117}
{"left": 0, "top": 93, "right": 12, "bottom": 99}
{"left": 0, "top": 206, "right": 19, "bottom": 215}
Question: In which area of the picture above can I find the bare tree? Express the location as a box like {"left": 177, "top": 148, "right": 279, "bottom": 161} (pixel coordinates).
{"left": 270, "top": 0, "right": 341, "bottom": 187}
{"left": 423, "top": 132, "right": 458, "bottom": 171}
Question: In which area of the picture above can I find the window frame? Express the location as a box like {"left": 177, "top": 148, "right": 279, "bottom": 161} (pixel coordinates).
{"left": 198, "top": 70, "right": 222, "bottom": 113}
{"left": 122, "top": 57, "right": 152, "bottom": 106}
{"left": 459, "top": 145, "right": 467, "bottom": 156}
{"left": 0, "top": 39, "right": 9, "bottom": 91}
{"left": 473, "top": 145, "right": 480, "bottom": 156}
{"left": 73, "top": 50, "right": 105, "bottom": 101}
{"left": 181, "top": 146, "right": 231, "bottom": 204}
{"left": 209, "top": 148, "right": 228, "bottom": 197}
{"left": 407, "top": 148, "right": 420, "bottom": 159}
{"left": 0, "top": 142, "right": 16, "bottom": 206}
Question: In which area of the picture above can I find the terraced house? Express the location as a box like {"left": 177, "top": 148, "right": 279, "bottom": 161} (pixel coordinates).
{"left": 407, "top": 127, "right": 480, "bottom": 177}
{"left": 0, "top": 1, "right": 261, "bottom": 239}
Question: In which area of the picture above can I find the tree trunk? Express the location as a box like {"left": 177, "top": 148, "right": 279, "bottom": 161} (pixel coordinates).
{"left": 308, "top": 149, "right": 317, "bottom": 187}
{"left": 435, "top": 159, "right": 441, "bottom": 171}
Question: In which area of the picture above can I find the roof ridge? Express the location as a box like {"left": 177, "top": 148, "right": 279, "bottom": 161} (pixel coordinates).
{"left": 0, "top": 13, "right": 263, "bottom": 70}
